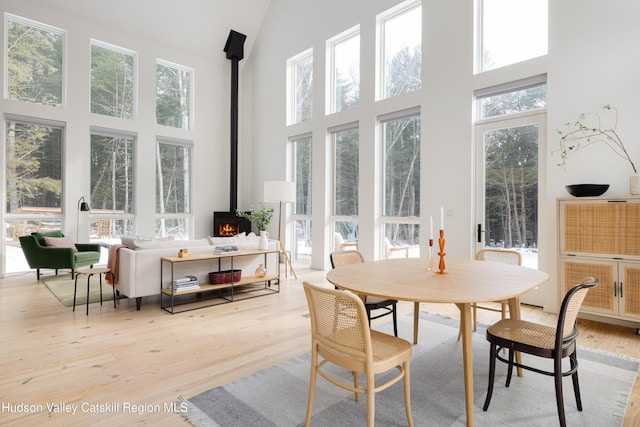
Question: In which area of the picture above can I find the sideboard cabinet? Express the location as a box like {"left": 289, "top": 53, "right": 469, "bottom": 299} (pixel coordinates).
{"left": 558, "top": 196, "right": 640, "bottom": 325}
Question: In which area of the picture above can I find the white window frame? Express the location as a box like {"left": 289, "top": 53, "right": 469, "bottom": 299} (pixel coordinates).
{"left": 475, "top": 0, "right": 548, "bottom": 73}
{"left": 4, "top": 13, "right": 67, "bottom": 107}
{"left": 326, "top": 25, "right": 360, "bottom": 115}
{"left": 155, "top": 137, "right": 194, "bottom": 239}
{"left": 376, "top": 0, "right": 422, "bottom": 101}
{"left": 286, "top": 48, "right": 313, "bottom": 126}
{"left": 90, "top": 39, "right": 138, "bottom": 120}
{"left": 156, "top": 59, "right": 195, "bottom": 130}
{"left": 379, "top": 108, "right": 421, "bottom": 258}
{"left": 290, "top": 133, "right": 313, "bottom": 263}
{"left": 329, "top": 122, "right": 360, "bottom": 250}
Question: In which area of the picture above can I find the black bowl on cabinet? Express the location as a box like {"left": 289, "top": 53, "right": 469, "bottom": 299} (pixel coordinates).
{"left": 565, "top": 184, "right": 609, "bottom": 197}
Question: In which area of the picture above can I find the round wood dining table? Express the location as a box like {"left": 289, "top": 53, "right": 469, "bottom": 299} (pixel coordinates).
{"left": 326, "top": 257, "right": 549, "bottom": 427}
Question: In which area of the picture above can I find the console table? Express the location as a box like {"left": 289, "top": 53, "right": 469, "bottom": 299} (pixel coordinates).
{"left": 160, "top": 248, "right": 280, "bottom": 314}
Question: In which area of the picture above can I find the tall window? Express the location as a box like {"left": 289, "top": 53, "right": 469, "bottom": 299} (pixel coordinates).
{"left": 381, "top": 111, "right": 420, "bottom": 257}
{"left": 474, "top": 80, "right": 547, "bottom": 268}
{"left": 156, "top": 140, "right": 192, "bottom": 239}
{"left": 156, "top": 60, "right": 193, "bottom": 129}
{"left": 5, "top": 14, "right": 64, "bottom": 107}
{"left": 89, "top": 131, "right": 135, "bottom": 241}
{"left": 331, "top": 126, "right": 359, "bottom": 250}
{"left": 377, "top": 0, "right": 422, "bottom": 100}
{"left": 91, "top": 40, "right": 136, "bottom": 119}
{"left": 6, "top": 118, "right": 63, "bottom": 213}
{"left": 328, "top": 26, "right": 360, "bottom": 114}
{"left": 287, "top": 49, "right": 313, "bottom": 125}
{"left": 5, "top": 117, "right": 63, "bottom": 272}
{"left": 478, "top": 0, "right": 548, "bottom": 72}
{"left": 292, "top": 135, "right": 312, "bottom": 263}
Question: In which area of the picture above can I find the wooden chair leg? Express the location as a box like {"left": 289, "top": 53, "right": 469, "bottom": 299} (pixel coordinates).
{"left": 403, "top": 361, "right": 414, "bottom": 426}
{"left": 353, "top": 371, "right": 360, "bottom": 402}
{"left": 483, "top": 343, "right": 497, "bottom": 411}
{"left": 570, "top": 351, "right": 583, "bottom": 410}
{"left": 305, "top": 348, "right": 318, "bottom": 427}
{"left": 366, "top": 371, "right": 375, "bottom": 427}
{"left": 506, "top": 349, "right": 514, "bottom": 387}
{"left": 554, "top": 355, "right": 567, "bottom": 427}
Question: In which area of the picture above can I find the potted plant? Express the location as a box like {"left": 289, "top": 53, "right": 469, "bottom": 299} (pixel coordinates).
{"left": 556, "top": 104, "right": 639, "bottom": 194}
{"left": 236, "top": 203, "right": 274, "bottom": 249}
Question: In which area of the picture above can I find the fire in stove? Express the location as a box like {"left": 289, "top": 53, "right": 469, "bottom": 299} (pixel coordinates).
{"left": 213, "top": 211, "right": 252, "bottom": 237}
{"left": 219, "top": 221, "right": 238, "bottom": 236}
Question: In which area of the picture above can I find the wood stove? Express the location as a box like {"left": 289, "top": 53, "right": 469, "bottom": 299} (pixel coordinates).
{"left": 213, "top": 211, "right": 252, "bottom": 237}
{"left": 214, "top": 32, "right": 250, "bottom": 238}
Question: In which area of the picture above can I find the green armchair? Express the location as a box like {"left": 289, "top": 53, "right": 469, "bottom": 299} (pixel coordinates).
{"left": 19, "top": 230, "right": 101, "bottom": 280}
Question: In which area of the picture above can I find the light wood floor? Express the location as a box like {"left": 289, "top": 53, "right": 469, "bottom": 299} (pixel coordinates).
{"left": 1, "top": 266, "right": 638, "bottom": 426}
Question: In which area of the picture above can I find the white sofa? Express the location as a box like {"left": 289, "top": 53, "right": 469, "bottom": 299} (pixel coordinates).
{"left": 115, "top": 235, "right": 279, "bottom": 310}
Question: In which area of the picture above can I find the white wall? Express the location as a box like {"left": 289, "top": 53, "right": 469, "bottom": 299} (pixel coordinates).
{"left": 244, "top": 0, "right": 640, "bottom": 312}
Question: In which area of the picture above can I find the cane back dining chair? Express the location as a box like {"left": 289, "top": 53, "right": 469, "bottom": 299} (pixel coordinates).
{"left": 482, "top": 276, "right": 599, "bottom": 427}
{"left": 302, "top": 281, "right": 413, "bottom": 427}
{"left": 457, "top": 249, "right": 522, "bottom": 340}
{"left": 330, "top": 250, "right": 399, "bottom": 337}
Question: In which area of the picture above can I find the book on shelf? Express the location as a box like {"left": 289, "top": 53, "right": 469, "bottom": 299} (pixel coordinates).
{"left": 169, "top": 280, "right": 200, "bottom": 291}
{"left": 214, "top": 245, "right": 239, "bottom": 254}
{"left": 172, "top": 275, "right": 197, "bottom": 284}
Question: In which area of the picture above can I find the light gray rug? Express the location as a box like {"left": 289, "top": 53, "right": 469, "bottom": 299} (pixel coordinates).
{"left": 182, "top": 313, "right": 638, "bottom": 427}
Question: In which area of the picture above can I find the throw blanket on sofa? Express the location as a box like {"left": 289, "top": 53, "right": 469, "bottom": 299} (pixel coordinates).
{"left": 106, "top": 244, "right": 127, "bottom": 284}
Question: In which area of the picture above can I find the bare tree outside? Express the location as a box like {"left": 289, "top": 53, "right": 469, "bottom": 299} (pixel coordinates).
{"left": 6, "top": 16, "right": 63, "bottom": 107}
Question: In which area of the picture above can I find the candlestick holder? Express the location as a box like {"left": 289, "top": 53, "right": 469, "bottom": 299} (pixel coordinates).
{"left": 437, "top": 229, "right": 447, "bottom": 274}
{"left": 428, "top": 239, "right": 434, "bottom": 270}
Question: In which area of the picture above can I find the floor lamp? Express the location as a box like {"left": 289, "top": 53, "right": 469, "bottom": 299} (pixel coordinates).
{"left": 76, "top": 196, "right": 90, "bottom": 241}
{"left": 264, "top": 180, "right": 297, "bottom": 279}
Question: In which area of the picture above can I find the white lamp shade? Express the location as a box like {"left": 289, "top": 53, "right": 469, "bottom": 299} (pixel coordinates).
{"left": 264, "top": 181, "right": 295, "bottom": 203}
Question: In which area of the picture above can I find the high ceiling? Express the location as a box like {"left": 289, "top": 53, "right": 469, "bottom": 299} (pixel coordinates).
{"left": 21, "top": 0, "right": 272, "bottom": 57}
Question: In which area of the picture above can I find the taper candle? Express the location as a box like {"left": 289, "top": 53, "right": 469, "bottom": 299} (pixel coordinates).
{"left": 440, "top": 205, "right": 444, "bottom": 230}
{"left": 430, "top": 216, "right": 433, "bottom": 239}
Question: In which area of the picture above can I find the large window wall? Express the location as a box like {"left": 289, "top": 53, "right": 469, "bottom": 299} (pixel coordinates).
{"left": 285, "top": 0, "right": 423, "bottom": 264}
{"left": 282, "top": 0, "right": 548, "bottom": 268}
{"left": 2, "top": 12, "right": 197, "bottom": 275}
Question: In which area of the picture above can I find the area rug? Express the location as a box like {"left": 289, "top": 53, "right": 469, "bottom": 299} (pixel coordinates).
{"left": 181, "top": 313, "right": 638, "bottom": 427}
{"left": 41, "top": 274, "right": 121, "bottom": 307}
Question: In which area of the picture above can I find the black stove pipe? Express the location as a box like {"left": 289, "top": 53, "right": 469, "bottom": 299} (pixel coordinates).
{"left": 223, "top": 30, "right": 247, "bottom": 211}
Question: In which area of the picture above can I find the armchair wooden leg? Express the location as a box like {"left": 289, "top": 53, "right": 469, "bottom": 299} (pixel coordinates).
{"left": 36, "top": 268, "right": 41, "bottom": 281}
